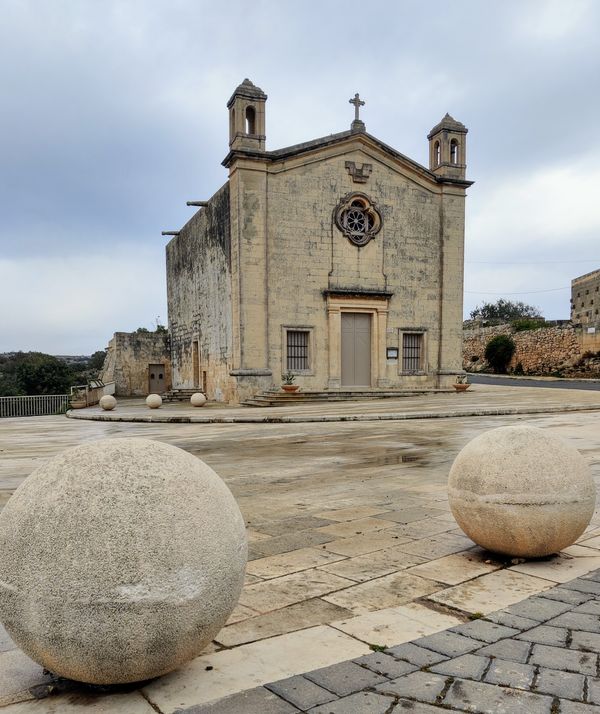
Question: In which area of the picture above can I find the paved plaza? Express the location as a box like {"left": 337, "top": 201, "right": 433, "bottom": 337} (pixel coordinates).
{"left": 1, "top": 384, "right": 600, "bottom": 712}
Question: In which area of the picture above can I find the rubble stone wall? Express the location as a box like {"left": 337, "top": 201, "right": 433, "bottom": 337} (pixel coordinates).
{"left": 463, "top": 322, "right": 600, "bottom": 375}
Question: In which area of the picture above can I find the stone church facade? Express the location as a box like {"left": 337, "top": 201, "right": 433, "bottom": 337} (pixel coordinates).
{"left": 166, "top": 79, "right": 472, "bottom": 403}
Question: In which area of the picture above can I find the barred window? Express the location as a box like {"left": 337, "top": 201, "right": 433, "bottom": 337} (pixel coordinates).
{"left": 287, "top": 330, "right": 309, "bottom": 370}
{"left": 402, "top": 333, "right": 423, "bottom": 372}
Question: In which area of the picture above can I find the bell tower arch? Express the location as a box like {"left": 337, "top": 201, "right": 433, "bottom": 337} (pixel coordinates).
{"left": 427, "top": 113, "right": 468, "bottom": 180}
{"left": 227, "top": 78, "right": 267, "bottom": 152}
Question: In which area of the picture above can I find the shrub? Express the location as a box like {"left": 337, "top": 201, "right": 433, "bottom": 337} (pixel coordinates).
{"left": 514, "top": 361, "right": 525, "bottom": 375}
{"left": 511, "top": 318, "right": 546, "bottom": 332}
{"left": 484, "top": 335, "right": 516, "bottom": 374}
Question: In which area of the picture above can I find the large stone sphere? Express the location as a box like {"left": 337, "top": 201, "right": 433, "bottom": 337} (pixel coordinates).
{"left": 190, "top": 392, "right": 207, "bottom": 407}
{"left": 146, "top": 393, "right": 162, "bottom": 409}
{"left": 448, "top": 425, "right": 596, "bottom": 558}
{"left": 0, "top": 438, "right": 247, "bottom": 684}
{"left": 99, "top": 394, "right": 116, "bottom": 411}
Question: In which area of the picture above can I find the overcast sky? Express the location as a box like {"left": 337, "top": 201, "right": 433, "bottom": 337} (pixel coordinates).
{"left": 1, "top": 0, "right": 599, "bottom": 354}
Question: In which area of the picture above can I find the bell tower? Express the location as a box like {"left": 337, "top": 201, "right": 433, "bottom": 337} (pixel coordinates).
{"left": 227, "top": 78, "right": 267, "bottom": 152}
{"left": 427, "top": 113, "right": 468, "bottom": 180}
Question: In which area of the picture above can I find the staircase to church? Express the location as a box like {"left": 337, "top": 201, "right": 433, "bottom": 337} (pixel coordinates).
{"left": 241, "top": 388, "right": 451, "bottom": 407}
{"left": 162, "top": 388, "right": 200, "bottom": 403}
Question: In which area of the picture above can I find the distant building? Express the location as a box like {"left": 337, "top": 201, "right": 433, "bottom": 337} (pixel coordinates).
{"left": 571, "top": 269, "right": 600, "bottom": 325}
{"left": 164, "top": 80, "right": 473, "bottom": 404}
{"left": 100, "top": 331, "right": 171, "bottom": 396}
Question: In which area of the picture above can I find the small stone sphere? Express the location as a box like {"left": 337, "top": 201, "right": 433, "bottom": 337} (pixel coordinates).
{"left": 448, "top": 425, "right": 596, "bottom": 558}
{"left": 0, "top": 438, "right": 247, "bottom": 684}
{"left": 99, "top": 394, "right": 116, "bottom": 411}
{"left": 146, "top": 393, "right": 162, "bottom": 409}
{"left": 190, "top": 392, "right": 207, "bottom": 407}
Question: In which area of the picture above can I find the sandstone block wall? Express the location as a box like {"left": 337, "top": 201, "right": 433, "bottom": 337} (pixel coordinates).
{"left": 235, "top": 142, "right": 467, "bottom": 393}
{"left": 572, "top": 269, "right": 600, "bottom": 324}
{"left": 166, "top": 184, "right": 235, "bottom": 403}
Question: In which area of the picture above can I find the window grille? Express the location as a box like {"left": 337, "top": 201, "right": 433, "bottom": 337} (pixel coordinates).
{"left": 402, "top": 333, "right": 423, "bottom": 371}
{"left": 287, "top": 330, "right": 309, "bottom": 370}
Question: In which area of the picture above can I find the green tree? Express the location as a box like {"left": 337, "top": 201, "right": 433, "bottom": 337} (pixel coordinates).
{"left": 1, "top": 352, "right": 31, "bottom": 396}
{"left": 484, "top": 335, "right": 516, "bottom": 374}
{"left": 470, "top": 299, "right": 542, "bottom": 323}
{"left": 88, "top": 350, "right": 107, "bottom": 372}
{"left": 15, "top": 353, "right": 74, "bottom": 395}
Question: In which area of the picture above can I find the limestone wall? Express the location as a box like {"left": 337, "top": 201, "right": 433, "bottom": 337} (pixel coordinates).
{"left": 572, "top": 269, "right": 600, "bottom": 324}
{"left": 233, "top": 142, "right": 466, "bottom": 393}
{"left": 463, "top": 322, "right": 600, "bottom": 375}
{"left": 100, "top": 332, "right": 171, "bottom": 396}
{"left": 166, "top": 184, "right": 235, "bottom": 402}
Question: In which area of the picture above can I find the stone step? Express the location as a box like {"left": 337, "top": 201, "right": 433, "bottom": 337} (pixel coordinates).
{"left": 241, "top": 388, "right": 451, "bottom": 407}
{"left": 162, "top": 389, "right": 203, "bottom": 403}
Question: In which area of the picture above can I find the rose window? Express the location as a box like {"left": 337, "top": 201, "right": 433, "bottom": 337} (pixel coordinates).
{"left": 335, "top": 193, "right": 382, "bottom": 247}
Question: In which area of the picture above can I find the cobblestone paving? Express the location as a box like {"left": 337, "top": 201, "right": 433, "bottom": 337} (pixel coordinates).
{"left": 192, "top": 570, "right": 600, "bottom": 712}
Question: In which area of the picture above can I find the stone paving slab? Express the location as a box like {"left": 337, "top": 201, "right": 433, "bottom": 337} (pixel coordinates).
{"left": 2, "top": 388, "right": 600, "bottom": 712}
{"left": 227, "top": 567, "right": 600, "bottom": 713}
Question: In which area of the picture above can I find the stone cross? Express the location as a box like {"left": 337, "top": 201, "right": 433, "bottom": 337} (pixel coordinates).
{"left": 349, "top": 93, "right": 365, "bottom": 122}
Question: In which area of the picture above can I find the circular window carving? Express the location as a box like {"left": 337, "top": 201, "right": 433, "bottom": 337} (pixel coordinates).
{"left": 334, "top": 193, "right": 382, "bottom": 247}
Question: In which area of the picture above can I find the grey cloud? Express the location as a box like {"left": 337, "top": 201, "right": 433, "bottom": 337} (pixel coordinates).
{"left": 1, "top": 0, "right": 599, "bottom": 351}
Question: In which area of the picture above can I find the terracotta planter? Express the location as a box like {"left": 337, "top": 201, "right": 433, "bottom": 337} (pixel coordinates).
{"left": 281, "top": 385, "right": 299, "bottom": 393}
{"left": 453, "top": 383, "right": 470, "bottom": 392}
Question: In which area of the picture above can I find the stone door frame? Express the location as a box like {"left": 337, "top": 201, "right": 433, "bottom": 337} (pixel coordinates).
{"left": 326, "top": 294, "right": 389, "bottom": 390}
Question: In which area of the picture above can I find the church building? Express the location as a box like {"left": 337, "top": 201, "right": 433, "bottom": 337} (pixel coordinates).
{"left": 166, "top": 79, "right": 472, "bottom": 403}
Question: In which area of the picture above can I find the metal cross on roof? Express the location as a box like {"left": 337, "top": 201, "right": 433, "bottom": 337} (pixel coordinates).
{"left": 349, "top": 93, "right": 365, "bottom": 122}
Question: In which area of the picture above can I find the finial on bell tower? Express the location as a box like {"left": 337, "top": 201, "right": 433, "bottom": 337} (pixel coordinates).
{"left": 427, "top": 113, "right": 468, "bottom": 180}
{"left": 227, "top": 79, "right": 267, "bottom": 151}
{"left": 349, "top": 93, "right": 365, "bottom": 133}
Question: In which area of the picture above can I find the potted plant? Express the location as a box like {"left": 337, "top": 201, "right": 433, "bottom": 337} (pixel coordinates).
{"left": 69, "top": 387, "right": 88, "bottom": 409}
{"left": 453, "top": 374, "right": 471, "bottom": 392}
{"left": 281, "top": 372, "right": 300, "bottom": 393}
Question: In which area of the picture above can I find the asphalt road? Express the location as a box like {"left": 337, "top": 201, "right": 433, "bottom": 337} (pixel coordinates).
{"left": 469, "top": 373, "right": 600, "bottom": 391}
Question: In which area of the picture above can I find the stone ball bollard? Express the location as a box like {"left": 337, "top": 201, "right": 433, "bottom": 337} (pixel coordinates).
{"left": 146, "top": 393, "right": 162, "bottom": 409}
{"left": 0, "top": 438, "right": 247, "bottom": 684}
{"left": 190, "top": 392, "right": 207, "bottom": 407}
{"left": 99, "top": 394, "right": 117, "bottom": 411}
{"left": 448, "top": 425, "right": 596, "bottom": 558}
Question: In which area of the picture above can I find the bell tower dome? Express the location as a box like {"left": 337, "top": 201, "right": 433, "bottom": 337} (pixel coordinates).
{"left": 227, "top": 78, "right": 267, "bottom": 152}
{"left": 427, "top": 113, "right": 468, "bottom": 180}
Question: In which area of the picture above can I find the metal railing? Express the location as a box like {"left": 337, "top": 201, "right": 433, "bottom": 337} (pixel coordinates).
{"left": 0, "top": 394, "right": 71, "bottom": 418}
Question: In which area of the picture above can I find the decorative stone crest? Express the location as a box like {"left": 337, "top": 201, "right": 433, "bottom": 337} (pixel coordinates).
{"left": 345, "top": 161, "right": 372, "bottom": 184}
{"left": 334, "top": 193, "right": 382, "bottom": 247}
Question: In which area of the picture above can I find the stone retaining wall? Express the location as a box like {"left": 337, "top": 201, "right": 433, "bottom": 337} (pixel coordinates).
{"left": 463, "top": 322, "right": 600, "bottom": 375}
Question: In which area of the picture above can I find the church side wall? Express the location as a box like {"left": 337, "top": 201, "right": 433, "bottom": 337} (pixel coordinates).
{"left": 166, "top": 184, "right": 235, "bottom": 402}
{"left": 259, "top": 150, "right": 462, "bottom": 390}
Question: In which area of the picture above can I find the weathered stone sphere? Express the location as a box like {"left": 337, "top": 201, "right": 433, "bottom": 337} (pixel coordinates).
{"left": 0, "top": 438, "right": 247, "bottom": 684}
{"left": 146, "top": 393, "right": 162, "bottom": 409}
{"left": 99, "top": 394, "right": 116, "bottom": 411}
{"left": 448, "top": 425, "right": 596, "bottom": 558}
{"left": 190, "top": 392, "right": 207, "bottom": 407}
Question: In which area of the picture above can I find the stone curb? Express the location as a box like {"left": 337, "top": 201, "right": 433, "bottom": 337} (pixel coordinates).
{"left": 66, "top": 403, "right": 600, "bottom": 425}
{"left": 472, "top": 374, "right": 600, "bottom": 384}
